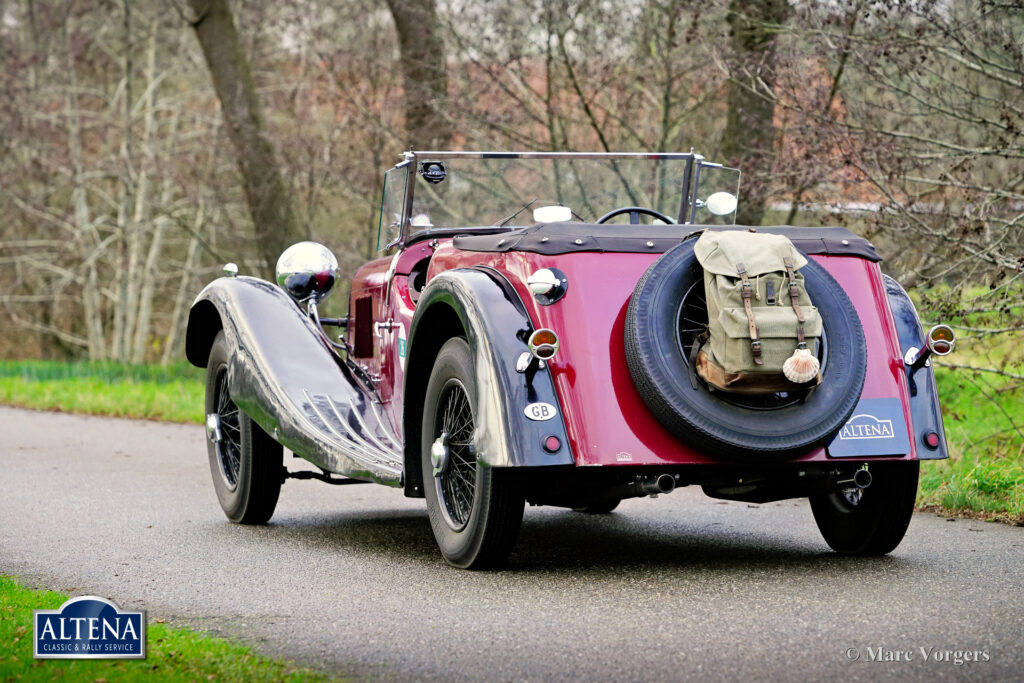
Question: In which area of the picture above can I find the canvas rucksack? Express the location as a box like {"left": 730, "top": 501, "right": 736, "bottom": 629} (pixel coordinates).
{"left": 692, "top": 230, "right": 822, "bottom": 394}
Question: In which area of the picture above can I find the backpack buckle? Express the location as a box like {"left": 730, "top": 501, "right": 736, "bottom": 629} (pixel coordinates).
{"left": 750, "top": 339, "right": 764, "bottom": 365}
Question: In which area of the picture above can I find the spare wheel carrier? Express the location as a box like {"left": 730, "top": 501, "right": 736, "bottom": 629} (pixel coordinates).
{"left": 624, "top": 240, "right": 867, "bottom": 460}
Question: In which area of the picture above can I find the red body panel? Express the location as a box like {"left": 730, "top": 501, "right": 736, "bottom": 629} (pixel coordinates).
{"left": 349, "top": 244, "right": 438, "bottom": 441}
{"left": 347, "top": 255, "right": 391, "bottom": 390}
{"left": 356, "top": 237, "right": 915, "bottom": 467}
{"left": 425, "top": 242, "right": 916, "bottom": 466}
{"left": 818, "top": 255, "right": 915, "bottom": 462}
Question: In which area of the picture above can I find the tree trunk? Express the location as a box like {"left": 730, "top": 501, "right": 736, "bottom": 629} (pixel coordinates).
{"left": 385, "top": 0, "right": 451, "bottom": 150}
{"left": 721, "top": 0, "right": 790, "bottom": 226}
{"left": 130, "top": 19, "right": 172, "bottom": 364}
{"left": 185, "top": 0, "right": 304, "bottom": 276}
{"left": 162, "top": 206, "right": 204, "bottom": 366}
{"left": 64, "top": 13, "right": 106, "bottom": 360}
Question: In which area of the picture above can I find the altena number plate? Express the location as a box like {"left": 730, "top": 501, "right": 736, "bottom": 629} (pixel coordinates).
{"left": 524, "top": 402, "right": 558, "bottom": 421}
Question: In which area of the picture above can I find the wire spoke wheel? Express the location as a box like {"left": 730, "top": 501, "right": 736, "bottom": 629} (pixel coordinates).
{"left": 421, "top": 337, "right": 525, "bottom": 568}
{"left": 204, "top": 330, "right": 283, "bottom": 524}
{"left": 214, "top": 366, "right": 242, "bottom": 490}
{"left": 837, "top": 487, "right": 864, "bottom": 508}
{"left": 434, "top": 379, "right": 477, "bottom": 531}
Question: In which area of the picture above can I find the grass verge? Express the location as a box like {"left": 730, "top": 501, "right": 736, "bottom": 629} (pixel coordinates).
{"left": 0, "top": 575, "right": 331, "bottom": 681}
{"left": 919, "top": 367, "right": 1023, "bottom": 525}
{"left": 0, "top": 361, "right": 204, "bottom": 424}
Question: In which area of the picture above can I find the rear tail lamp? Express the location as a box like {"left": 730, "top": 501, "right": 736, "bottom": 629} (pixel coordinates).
{"left": 906, "top": 324, "right": 957, "bottom": 369}
{"left": 528, "top": 329, "right": 559, "bottom": 360}
{"left": 927, "top": 325, "right": 956, "bottom": 356}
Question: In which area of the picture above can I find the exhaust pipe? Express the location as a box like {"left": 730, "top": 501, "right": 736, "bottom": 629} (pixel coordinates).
{"left": 834, "top": 468, "right": 872, "bottom": 490}
{"left": 637, "top": 473, "right": 677, "bottom": 496}
{"left": 569, "top": 473, "right": 679, "bottom": 510}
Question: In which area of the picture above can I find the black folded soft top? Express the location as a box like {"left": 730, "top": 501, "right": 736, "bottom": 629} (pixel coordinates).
{"left": 452, "top": 223, "right": 881, "bottom": 261}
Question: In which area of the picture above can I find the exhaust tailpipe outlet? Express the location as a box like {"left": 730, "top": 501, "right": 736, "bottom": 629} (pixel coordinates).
{"left": 637, "top": 473, "right": 677, "bottom": 497}
{"left": 656, "top": 473, "right": 677, "bottom": 494}
{"left": 834, "top": 468, "right": 872, "bottom": 490}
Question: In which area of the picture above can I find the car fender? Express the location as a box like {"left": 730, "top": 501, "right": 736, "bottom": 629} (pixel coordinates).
{"left": 185, "top": 276, "right": 404, "bottom": 485}
{"left": 403, "top": 267, "right": 574, "bottom": 495}
{"left": 883, "top": 275, "right": 950, "bottom": 460}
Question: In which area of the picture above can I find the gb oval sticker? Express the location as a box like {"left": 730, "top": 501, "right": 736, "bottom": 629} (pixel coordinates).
{"left": 524, "top": 402, "right": 557, "bottom": 421}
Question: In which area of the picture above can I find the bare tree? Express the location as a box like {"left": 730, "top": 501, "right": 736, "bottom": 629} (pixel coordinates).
{"left": 0, "top": 0, "right": 252, "bottom": 361}
{"left": 771, "top": 1, "right": 1022, "bottom": 283}
{"left": 766, "top": 0, "right": 1023, "bottom": 379}
{"left": 184, "top": 0, "right": 305, "bottom": 275}
{"left": 720, "top": 0, "right": 790, "bottom": 226}
{"left": 442, "top": 1, "right": 721, "bottom": 155}
{"left": 385, "top": 0, "right": 451, "bottom": 150}
{"left": 2, "top": 0, "right": 1015, "bottom": 372}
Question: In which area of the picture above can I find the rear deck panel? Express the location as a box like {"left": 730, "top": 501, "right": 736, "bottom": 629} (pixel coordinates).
{"left": 431, "top": 244, "right": 916, "bottom": 466}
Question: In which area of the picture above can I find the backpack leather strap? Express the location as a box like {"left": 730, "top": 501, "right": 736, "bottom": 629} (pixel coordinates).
{"left": 688, "top": 330, "right": 709, "bottom": 390}
{"left": 783, "top": 257, "right": 807, "bottom": 347}
{"left": 736, "top": 262, "right": 763, "bottom": 365}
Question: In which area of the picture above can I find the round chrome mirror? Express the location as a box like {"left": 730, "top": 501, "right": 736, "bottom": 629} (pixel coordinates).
{"left": 705, "top": 191, "right": 738, "bottom": 217}
{"left": 275, "top": 241, "right": 339, "bottom": 304}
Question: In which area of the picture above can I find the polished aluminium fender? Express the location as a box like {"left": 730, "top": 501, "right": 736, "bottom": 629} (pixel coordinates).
{"left": 882, "top": 275, "right": 950, "bottom": 460}
{"left": 404, "top": 267, "right": 574, "bottom": 496}
{"left": 185, "top": 276, "right": 403, "bottom": 486}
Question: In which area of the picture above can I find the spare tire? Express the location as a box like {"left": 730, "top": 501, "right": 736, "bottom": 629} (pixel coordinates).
{"left": 624, "top": 239, "right": 866, "bottom": 460}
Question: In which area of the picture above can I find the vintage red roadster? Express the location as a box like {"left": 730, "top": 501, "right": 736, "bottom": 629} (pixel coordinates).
{"left": 186, "top": 151, "right": 955, "bottom": 568}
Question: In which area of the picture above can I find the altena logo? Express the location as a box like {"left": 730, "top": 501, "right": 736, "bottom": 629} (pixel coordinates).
{"left": 838, "top": 413, "right": 895, "bottom": 440}
{"left": 34, "top": 596, "right": 146, "bottom": 659}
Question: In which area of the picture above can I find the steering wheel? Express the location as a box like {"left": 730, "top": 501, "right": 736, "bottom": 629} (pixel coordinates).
{"left": 595, "top": 206, "right": 676, "bottom": 225}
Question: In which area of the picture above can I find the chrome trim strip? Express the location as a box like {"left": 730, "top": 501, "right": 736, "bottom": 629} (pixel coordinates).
{"left": 368, "top": 400, "right": 402, "bottom": 447}
{"left": 409, "top": 150, "right": 697, "bottom": 160}
{"left": 303, "top": 390, "right": 401, "bottom": 473}
{"left": 338, "top": 396, "right": 402, "bottom": 464}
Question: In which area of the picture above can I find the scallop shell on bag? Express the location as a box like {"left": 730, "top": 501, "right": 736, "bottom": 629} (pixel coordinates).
{"left": 783, "top": 347, "right": 820, "bottom": 383}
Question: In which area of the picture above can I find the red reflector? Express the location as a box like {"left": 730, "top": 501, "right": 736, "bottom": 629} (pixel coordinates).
{"left": 543, "top": 435, "right": 561, "bottom": 453}
{"left": 924, "top": 431, "right": 940, "bottom": 449}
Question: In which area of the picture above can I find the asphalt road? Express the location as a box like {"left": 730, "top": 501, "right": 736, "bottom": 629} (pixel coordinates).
{"left": 1, "top": 406, "right": 1021, "bottom": 681}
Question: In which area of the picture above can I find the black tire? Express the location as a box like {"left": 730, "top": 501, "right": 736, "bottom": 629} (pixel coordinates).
{"left": 422, "top": 337, "right": 525, "bottom": 569}
{"left": 572, "top": 499, "right": 622, "bottom": 514}
{"left": 205, "top": 331, "right": 283, "bottom": 524}
{"left": 810, "top": 461, "right": 919, "bottom": 555}
{"left": 624, "top": 240, "right": 867, "bottom": 460}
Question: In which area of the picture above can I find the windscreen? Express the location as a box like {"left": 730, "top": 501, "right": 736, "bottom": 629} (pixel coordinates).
{"left": 407, "top": 156, "right": 696, "bottom": 233}
{"left": 691, "top": 164, "right": 742, "bottom": 225}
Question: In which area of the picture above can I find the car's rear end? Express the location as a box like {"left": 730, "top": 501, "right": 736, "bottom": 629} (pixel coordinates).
{"left": 398, "top": 150, "right": 956, "bottom": 561}
{"left": 430, "top": 220, "right": 954, "bottom": 554}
